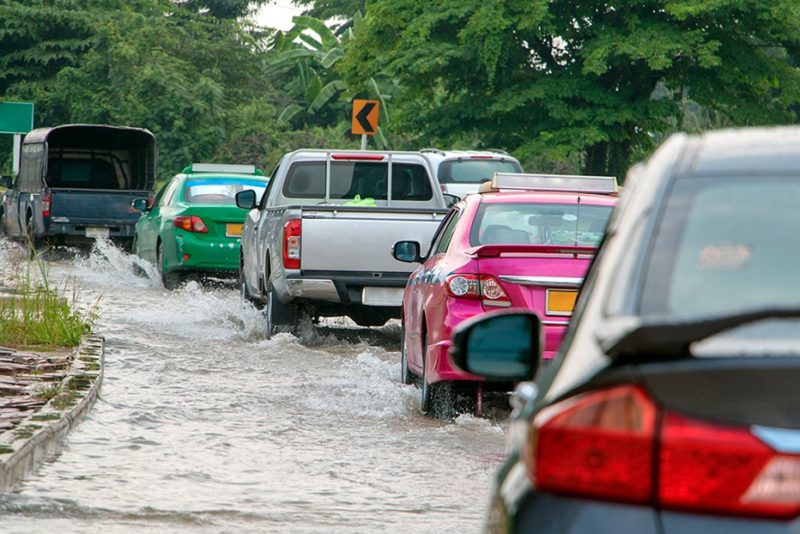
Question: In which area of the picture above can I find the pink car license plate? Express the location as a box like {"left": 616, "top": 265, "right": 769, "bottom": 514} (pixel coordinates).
{"left": 546, "top": 289, "right": 578, "bottom": 316}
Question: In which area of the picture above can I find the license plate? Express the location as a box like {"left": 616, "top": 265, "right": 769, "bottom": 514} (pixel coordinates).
{"left": 85, "top": 227, "right": 110, "bottom": 238}
{"left": 546, "top": 289, "right": 578, "bottom": 316}
{"left": 362, "top": 287, "right": 404, "bottom": 307}
{"left": 226, "top": 223, "right": 243, "bottom": 237}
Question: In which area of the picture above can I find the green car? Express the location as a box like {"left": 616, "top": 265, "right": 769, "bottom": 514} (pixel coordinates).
{"left": 133, "top": 163, "right": 269, "bottom": 289}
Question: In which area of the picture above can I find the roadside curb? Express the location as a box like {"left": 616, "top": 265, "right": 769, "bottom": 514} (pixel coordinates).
{"left": 0, "top": 335, "right": 105, "bottom": 492}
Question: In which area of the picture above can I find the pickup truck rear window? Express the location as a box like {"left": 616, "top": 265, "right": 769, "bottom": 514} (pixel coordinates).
{"left": 283, "top": 161, "right": 433, "bottom": 201}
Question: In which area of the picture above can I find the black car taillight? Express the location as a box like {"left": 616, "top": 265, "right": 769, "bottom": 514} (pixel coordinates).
{"left": 527, "top": 384, "right": 800, "bottom": 518}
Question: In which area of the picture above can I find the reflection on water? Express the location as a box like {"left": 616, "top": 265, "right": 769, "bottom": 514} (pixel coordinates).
{"left": 0, "top": 239, "right": 508, "bottom": 533}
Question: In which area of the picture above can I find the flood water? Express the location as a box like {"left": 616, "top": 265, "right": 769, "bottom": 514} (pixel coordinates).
{"left": 0, "top": 239, "right": 509, "bottom": 533}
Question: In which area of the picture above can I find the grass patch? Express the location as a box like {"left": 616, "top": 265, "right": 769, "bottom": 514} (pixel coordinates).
{"left": 0, "top": 251, "right": 97, "bottom": 348}
{"left": 30, "top": 413, "right": 62, "bottom": 422}
{"left": 51, "top": 391, "right": 80, "bottom": 410}
{"left": 35, "top": 384, "right": 64, "bottom": 401}
{"left": 13, "top": 424, "right": 42, "bottom": 441}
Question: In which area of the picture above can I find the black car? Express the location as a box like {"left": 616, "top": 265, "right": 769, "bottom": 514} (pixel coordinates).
{"left": 451, "top": 127, "right": 800, "bottom": 533}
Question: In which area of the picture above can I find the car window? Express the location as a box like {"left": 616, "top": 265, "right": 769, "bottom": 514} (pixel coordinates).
{"left": 470, "top": 202, "right": 612, "bottom": 246}
{"left": 282, "top": 161, "right": 432, "bottom": 201}
{"left": 46, "top": 158, "right": 119, "bottom": 189}
{"left": 259, "top": 161, "right": 281, "bottom": 209}
{"left": 640, "top": 176, "right": 800, "bottom": 317}
{"left": 438, "top": 159, "right": 522, "bottom": 184}
{"left": 433, "top": 209, "right": 462, "bottom": 254}
{"left": 184, "top": 178, "right": 267, "bottom": 205}
{"left": 160, "top": 178, "right": 180, "bottom": 207}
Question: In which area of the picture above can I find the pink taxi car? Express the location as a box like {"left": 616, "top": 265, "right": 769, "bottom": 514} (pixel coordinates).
{"left": 392, "top": 173, "right": 617, "bottom": 418}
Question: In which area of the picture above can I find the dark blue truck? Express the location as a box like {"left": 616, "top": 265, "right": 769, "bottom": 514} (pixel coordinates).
{"left": 0, "top": 124, "right": 157, "bottom": 249}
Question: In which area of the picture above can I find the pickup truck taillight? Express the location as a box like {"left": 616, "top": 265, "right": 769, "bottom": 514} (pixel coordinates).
{"left": 444, "top": 274, "right": 510, "bottom": 307}
{"left": 41, "top": 191, "right": 51, "bottom": 218}
{"left": 529, "top": 384, "right": 800, "bottom": 519}
{"left": 283, "top": 219, "right": 301, "bottom": 269}
{"left": 173, "top": 215, "right": 208, "bottom": 233}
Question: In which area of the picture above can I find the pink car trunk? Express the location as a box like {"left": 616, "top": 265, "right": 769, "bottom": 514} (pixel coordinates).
{"left": 470, "top": 244, "right": 596, "bottom": 358}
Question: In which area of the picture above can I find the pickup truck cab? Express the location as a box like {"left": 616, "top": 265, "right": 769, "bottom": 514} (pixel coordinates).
{"left": 236, "top": 149, "right": 449, "bottom": 334}
{"left": 0, "top": 124, "right": 156, "bottom": 249}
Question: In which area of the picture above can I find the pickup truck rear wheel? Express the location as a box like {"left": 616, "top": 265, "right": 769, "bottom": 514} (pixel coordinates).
{"left": 265, "top": 282, "right": 297, "bottom": 337}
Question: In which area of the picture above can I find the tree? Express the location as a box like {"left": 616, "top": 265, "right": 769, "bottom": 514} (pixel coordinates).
{"left": 341, "top": 0, "right": 800, "bottom": 177}
{"left": 266, "top": 13, "right": 396, "bottom": 148}
{"left": 0, "top": 0, "right": 283, "bottom": 175}
{"left": 0, "top": 0, "right": 103, "bottom": 100}
{"left": 292, "top": 0, "right": 366, "bottom": 33}
{"left": 173, "top": 0, "right": 268, "bottom": 19}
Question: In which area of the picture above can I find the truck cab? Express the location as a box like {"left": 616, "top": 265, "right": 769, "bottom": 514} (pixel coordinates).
{"left": 0, "top": 124, "right": 157, "bottom": 249}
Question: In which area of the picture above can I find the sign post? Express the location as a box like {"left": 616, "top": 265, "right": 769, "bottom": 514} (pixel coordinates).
{"left": 0, "top": 102, "right": 34, "bottom": 176}
{"left": 351, "top": 99, "right": 379, "bottom": 150}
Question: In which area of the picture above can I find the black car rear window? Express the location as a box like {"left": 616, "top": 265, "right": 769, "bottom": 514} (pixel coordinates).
{"left": 282, "top": 161, "right": 433, "bottom": 201}
{"left": 438, "top": 159, "right": 522, "bottom": 184}
{"left": 640, "top": 176, "right": 800, "bottom": 318}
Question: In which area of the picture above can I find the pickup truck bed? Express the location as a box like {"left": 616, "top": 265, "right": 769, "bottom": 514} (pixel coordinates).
{"left": 273, "top": 205, "right": 446, "bottom": 322}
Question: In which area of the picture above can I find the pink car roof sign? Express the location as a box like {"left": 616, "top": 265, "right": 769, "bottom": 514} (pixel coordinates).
{"left": 490, "top": 172, "right": 618, "bottom": 194}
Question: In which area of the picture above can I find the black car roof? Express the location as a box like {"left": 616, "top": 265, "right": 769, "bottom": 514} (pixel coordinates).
{"left": 684, "top": 127, "right": 800, "bottom": 176}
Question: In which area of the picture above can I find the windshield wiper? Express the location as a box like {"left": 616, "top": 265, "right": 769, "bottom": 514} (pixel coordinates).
{"left": 603, "top": 308, "right": 800, "bottom": 357}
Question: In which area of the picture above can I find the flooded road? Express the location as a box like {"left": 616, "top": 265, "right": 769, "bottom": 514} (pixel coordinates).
{"left": 0, "top": 240, "right": 509, "bottom": 533}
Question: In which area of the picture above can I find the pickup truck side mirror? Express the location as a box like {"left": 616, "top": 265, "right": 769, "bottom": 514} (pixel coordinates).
{"left": 450, "top": 310, "right": 541, "bottom": 382}
{"left": 236, "top": 189, "right": 257, "bottom": 210}
{"left": 392, "top": 240, "right": 422, "bottom": 263}
{"left": 0, "top": 175, "right": 12, "bottom": 189}
{"left": 443, "top": 193, "right": 459, "bottom": 208}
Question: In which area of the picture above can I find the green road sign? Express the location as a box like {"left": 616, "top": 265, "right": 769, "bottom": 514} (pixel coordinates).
{"left": 0, "top": 102, "right": 34, "bottom": 134}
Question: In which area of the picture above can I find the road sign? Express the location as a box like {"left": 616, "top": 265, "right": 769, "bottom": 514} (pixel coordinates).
{"left": 352, "top": 99, "right": 379, "bottom": 136}
{"left": 0, "top": 102, "right": 34, "bottom": 134}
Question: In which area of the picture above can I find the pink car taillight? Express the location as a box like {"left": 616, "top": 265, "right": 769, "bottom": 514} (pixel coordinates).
{"left": 528, "top": 384, "right": 800, "bottom": 519}
{"left": 445, "top": 274, "right": 511, "bottom": 307}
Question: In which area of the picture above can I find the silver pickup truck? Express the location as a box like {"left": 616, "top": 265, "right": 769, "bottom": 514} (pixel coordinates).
{"left": 235, "top": 149, "right": 450, "bottom": 334}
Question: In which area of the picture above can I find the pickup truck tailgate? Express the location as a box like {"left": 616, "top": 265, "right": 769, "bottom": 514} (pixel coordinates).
{"left": 50, "top": 189, "right": 147, "bottom": 224}
{"left": 300, "top": 207, "right": 446, "bottom": 273}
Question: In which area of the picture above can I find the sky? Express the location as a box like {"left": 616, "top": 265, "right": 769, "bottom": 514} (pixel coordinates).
{"left": 255, "top": 0, "right": 304, "bottom": 31}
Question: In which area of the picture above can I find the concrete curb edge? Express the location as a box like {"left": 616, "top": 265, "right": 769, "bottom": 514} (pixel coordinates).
{"left": 0, "top": 335, "right": 105, "bottom": 492}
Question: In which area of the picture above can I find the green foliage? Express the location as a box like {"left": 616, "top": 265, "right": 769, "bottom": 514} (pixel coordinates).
{"left": 0, "top": 255, "right": 98, "bottom": 348}
{"left": 291, "top": 0, "right": 366, "bottom": 33}
{"left": 174, "top": 0, "right": 268, "bottom": 19}
{"left": 2, "top": 0, "right": 798, "bottom": 181}
{"left": 0, "top": 0, "right": 283, "bottom": 175}
{"left": 342, "top": 0, "right": 800, "bottom": 177}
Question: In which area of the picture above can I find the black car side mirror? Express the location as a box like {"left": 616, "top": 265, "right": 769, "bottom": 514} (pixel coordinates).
{"left": 450, "top": 310, "right": 541, "bottom": 382}
{"left": 236, "top": 189, "right": 257, "bottom": 210}
{"left": 392, "top": 240, "right": 422, "bottom": 263}
{"left": 0, "top": 175, "right": 12, "bottom": 189}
